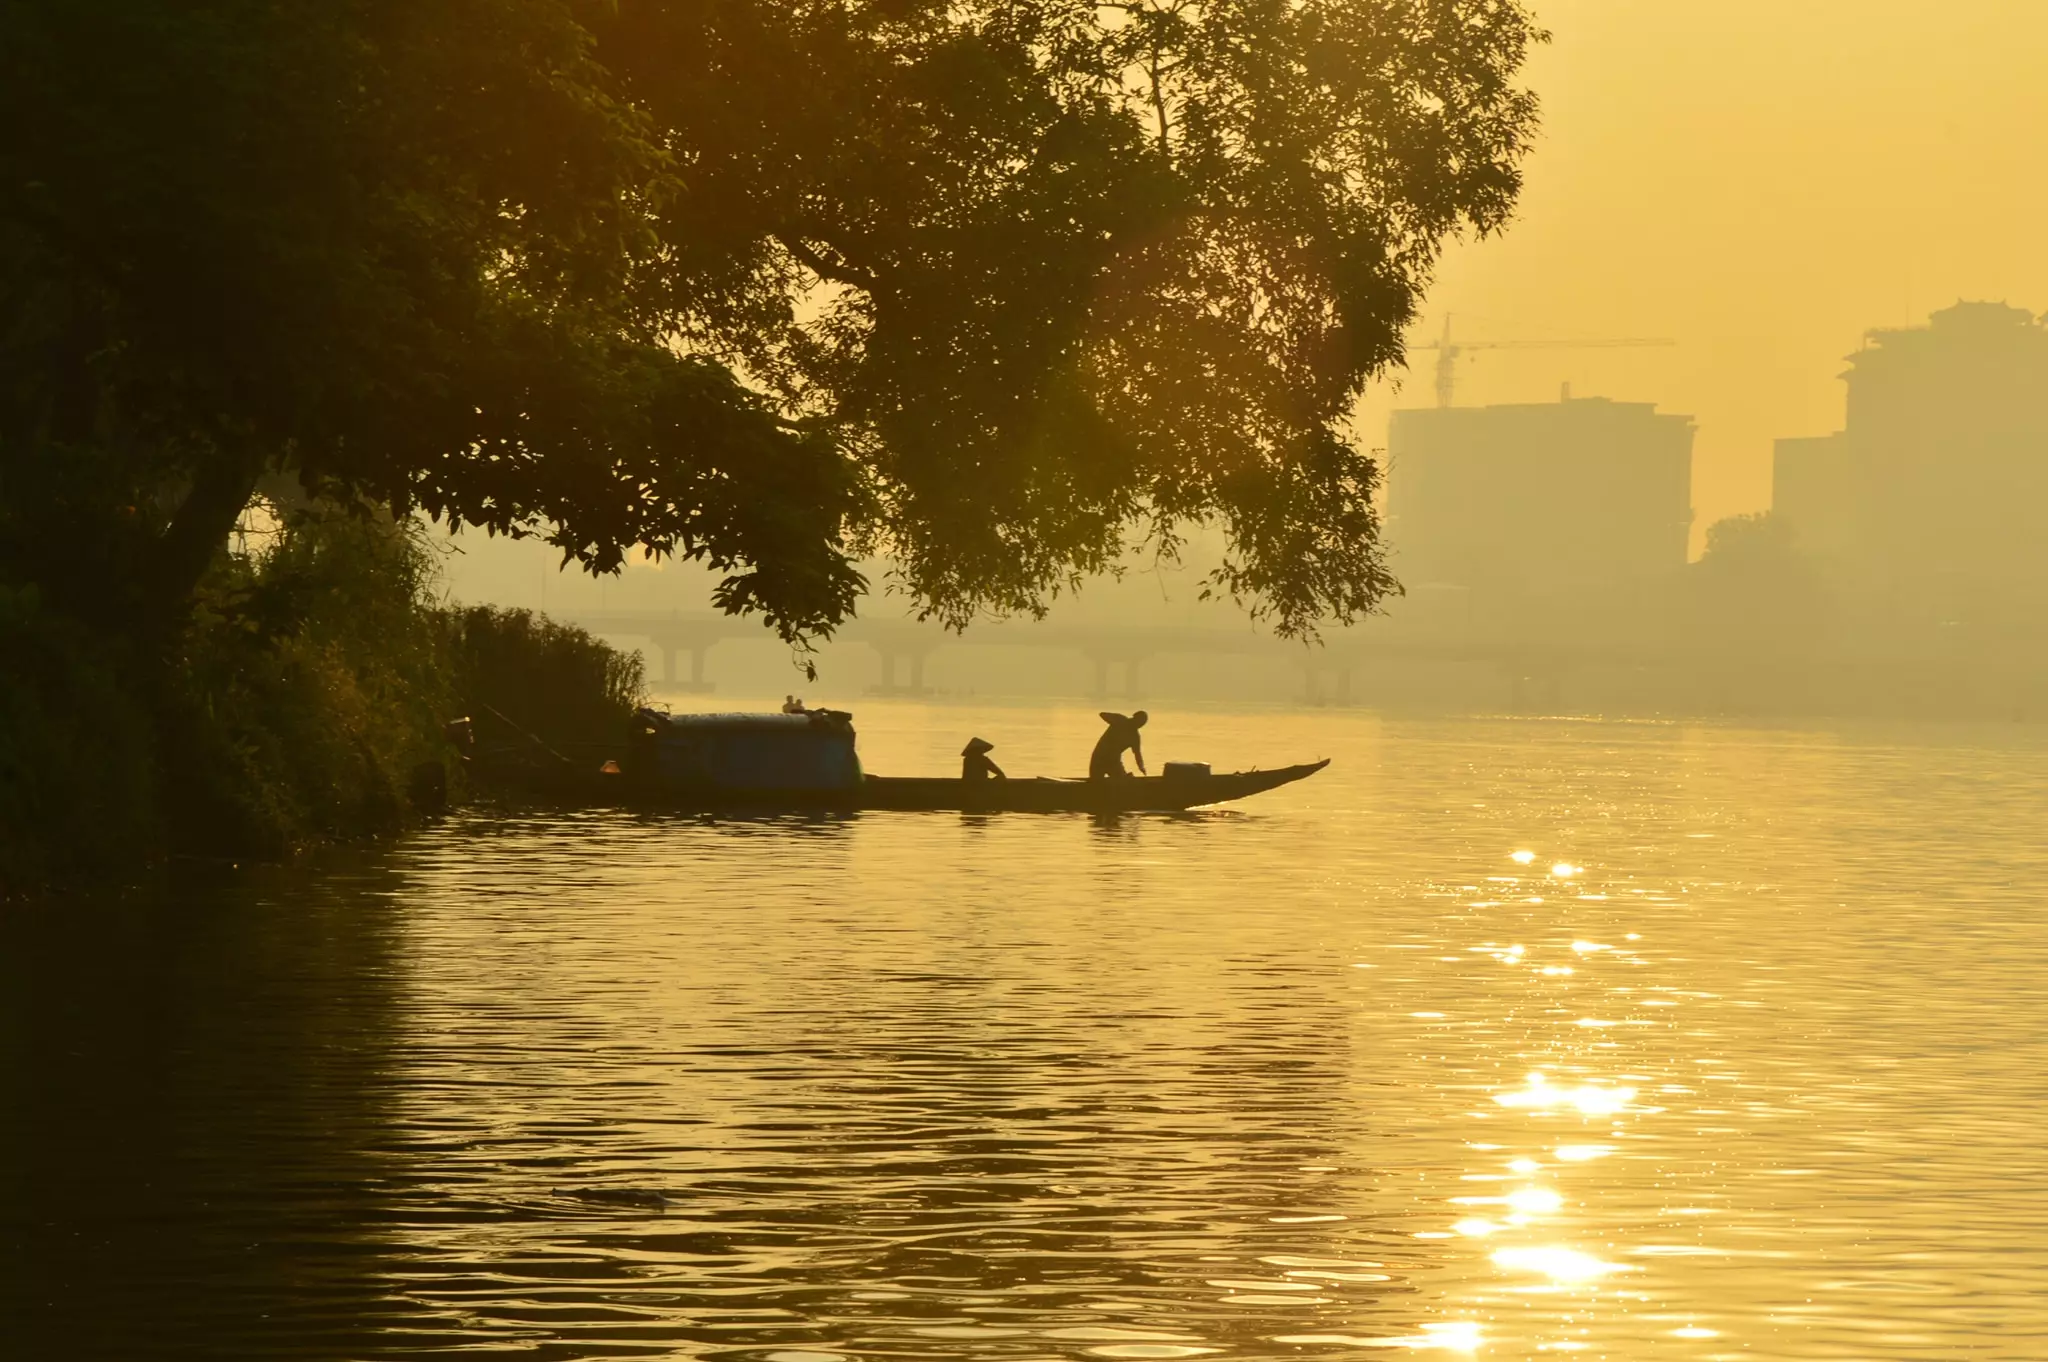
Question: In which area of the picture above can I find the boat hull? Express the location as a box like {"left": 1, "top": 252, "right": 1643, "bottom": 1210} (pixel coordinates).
{"left": 857, "top": 761, "right": 1329, "bottom": 812}
{"left": 475, "top": 754, "right": 1330, "bottom": 814}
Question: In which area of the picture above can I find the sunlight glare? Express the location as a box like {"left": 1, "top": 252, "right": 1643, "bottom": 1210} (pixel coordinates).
{"left": 1507, "top": 1186, "right": 1564, "bottom": 1214}
{"left": 1416, "top": 1322, "right": 1485, "bottom": 1351}
{"left": 1493, "top": 1072, "right": 1637, "bottom": 1115}
{"left": 1491, "top": 1246, "right": 1630, "bottom": 1283}
{"left": 1554, "top": 1144, "right": 1614, "bottom": 1162}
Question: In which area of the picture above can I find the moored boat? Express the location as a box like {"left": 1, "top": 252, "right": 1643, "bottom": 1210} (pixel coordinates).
{"left": 856, "top": 762, "right": 1330, "bottom": 813}
{"left": 479, "top": 706, "right": 1329, "bottom": 812}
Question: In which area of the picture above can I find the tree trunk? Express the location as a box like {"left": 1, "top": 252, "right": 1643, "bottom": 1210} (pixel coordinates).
{"left": 143, "top": 452, "right": 265, "bottom": 636}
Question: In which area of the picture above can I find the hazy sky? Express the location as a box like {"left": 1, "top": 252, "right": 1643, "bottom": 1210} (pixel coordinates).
{"left": 1357, "top": 0, "right": 2048, "bottom": 553}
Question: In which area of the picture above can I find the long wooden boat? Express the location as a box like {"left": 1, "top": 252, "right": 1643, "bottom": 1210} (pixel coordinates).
{"left": 858, "top": 762, "right": 1330, "bottom": 813}
{"left": 469, "top": 708, "right": 1329, "bottom": 814}
{"left": 477, "top": 761, "right": 1331, "bottom": 814}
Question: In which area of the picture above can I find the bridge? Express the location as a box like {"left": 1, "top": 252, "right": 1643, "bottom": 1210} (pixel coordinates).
{"left": 563, "top": 610, "right": 1284, "bottom": 699}
{"left": 558, "top": 609, "right": 1651, "bottom": 704}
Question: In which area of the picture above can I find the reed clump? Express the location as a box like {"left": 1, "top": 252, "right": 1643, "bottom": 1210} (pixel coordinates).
{"left": 443, "top": 606, "right": 645, "bottom": 763}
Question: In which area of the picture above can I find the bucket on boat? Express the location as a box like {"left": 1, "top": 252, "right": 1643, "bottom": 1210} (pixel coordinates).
{"left": 1163, "top": 761, "right": 1211, "bottom": 779}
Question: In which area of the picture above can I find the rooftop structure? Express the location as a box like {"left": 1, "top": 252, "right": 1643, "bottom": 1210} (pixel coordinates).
{"left": 1386, "top": 394, "right": 1696, "bottom": 595}
{"left": 1773, "top": 301, "right": 2048, "bottom": 608}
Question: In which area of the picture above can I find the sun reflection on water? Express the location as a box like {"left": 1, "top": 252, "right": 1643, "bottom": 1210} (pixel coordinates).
{"left": 1505, "top": 1186, "right": 1565, "bottom": 1214}
{"left": 1553, "top": 1144, "right": 1613, "bottom": 1162}
{"left": 1490, "top": 1246, "right": 1632, "bottom": 1284}
{"left": 1492, "top": 1072, "right": 1638, "bottom": 1115}
{"left": 1455, "top": 904, "right": 1663, "bottom": 1345}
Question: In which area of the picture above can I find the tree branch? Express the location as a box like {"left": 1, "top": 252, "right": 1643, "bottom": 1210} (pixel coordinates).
{"left": 775, "top": 233, "right": 880, "bottom": 293}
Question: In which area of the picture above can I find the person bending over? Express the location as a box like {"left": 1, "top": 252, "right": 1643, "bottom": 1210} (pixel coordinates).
{"left": 1088, "top": 711, "right": 1148, "bottom": 779}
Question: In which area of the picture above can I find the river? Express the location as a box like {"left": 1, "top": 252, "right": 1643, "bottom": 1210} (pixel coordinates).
{"left": 5, "top": 702, "right": 2046, "bottom": 1360}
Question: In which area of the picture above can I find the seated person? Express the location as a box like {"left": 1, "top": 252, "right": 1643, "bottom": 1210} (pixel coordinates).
{"left": 961, "top": 737, "right": 1006, "bottom": 780}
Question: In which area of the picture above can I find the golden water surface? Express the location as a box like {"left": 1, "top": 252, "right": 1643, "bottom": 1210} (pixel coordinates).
{"left": 5, "top": 704, "right": 2046, "bottom": 1360}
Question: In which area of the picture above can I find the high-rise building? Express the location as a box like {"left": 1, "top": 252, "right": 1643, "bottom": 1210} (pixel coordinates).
{"left": 1773, "top": 302, "right": 2048, "bottom": 616}
{"left": 1386, "top": 394, "right": 1695, "bottom": 594}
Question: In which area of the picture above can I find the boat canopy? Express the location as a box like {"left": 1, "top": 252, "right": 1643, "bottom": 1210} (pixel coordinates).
{"left": 632, "top": 708, "right": 861, "bottom": 793}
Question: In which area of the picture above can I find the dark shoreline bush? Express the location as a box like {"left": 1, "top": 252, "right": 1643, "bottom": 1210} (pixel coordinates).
{"left": 0, "top": 586, "right": 160, "bottom": 890}
{"left": 445, "top": 606, "right": 645, "bottom": 759}
{"left": 0, "top": 507, "right": 644, "bottom": 896}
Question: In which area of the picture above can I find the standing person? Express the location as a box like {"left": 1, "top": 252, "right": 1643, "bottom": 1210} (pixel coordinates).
{"left": 1088, "top": 711, "right": 1148, "bottom": 779}
{"left": 961, "top": 737, "right": 1006, "bottom": 781}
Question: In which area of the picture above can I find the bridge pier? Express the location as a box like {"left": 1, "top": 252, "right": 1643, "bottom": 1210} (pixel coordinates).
{"left": 1085, "top": 650, "right": 1148, "bottom": 701}
{"left": 867, "top": 641, "right": 938, "bottom": 697}
{"left": 639, "top": 621, "right": 733, "bottom": 694}
{"left": 1299, "top": 654, "right": 1357, "bottom": 707}
{"left": 659, "top": 642, "right": 716, "bottom": 694}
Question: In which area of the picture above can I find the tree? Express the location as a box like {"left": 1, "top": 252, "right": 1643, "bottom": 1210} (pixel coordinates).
{"left": 1, "top": 0, "right": 1542, "bottom": 650}
{"left": 1692, "top": 512, "right": 1828, "bottom": 648}
{"left": 602, "top": 0, "right": 1543, "bottom": 633}
{"left": 2, "top": 0, "right": 861, "bottom": 647}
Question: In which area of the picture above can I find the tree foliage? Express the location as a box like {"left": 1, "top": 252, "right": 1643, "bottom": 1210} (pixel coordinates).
{"left": 1692, "top": 512, "right": 1827, "bottom": 648}
{"left": 1, "top": 0, "right": 1541, "bottom": 645}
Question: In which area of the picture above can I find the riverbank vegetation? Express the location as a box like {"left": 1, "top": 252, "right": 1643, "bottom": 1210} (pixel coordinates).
{"left": 449, "top": 605, "right": 648, "bottom": 760}
{"left": 1, "top": 509, "right": 641, "bottom": 894}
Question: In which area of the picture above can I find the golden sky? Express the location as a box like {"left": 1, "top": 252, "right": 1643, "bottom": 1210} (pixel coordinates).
{"left": 1357, "top": 0, "right": 2048, "bottom": 554}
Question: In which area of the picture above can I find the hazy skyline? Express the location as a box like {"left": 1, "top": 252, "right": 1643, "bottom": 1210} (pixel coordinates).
{"left": 1358, "top": 0, "right": 2048, "bottom": 553}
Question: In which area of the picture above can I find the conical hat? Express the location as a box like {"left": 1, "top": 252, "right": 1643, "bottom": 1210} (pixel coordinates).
{"left": 962, "top": 737, "right": 995, "bottom": 755}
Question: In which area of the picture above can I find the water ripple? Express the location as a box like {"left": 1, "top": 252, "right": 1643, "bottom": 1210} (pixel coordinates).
{"left": 6, "top": 708, "right": 2048, "bottom": 1359}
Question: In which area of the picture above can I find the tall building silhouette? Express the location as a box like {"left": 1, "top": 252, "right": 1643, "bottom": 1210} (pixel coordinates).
{"left": 1775, "top": 302, "right": 2048, "bottom": 626}
{"left": 1387, "top": 394, "right": 1695, "bottom": 595}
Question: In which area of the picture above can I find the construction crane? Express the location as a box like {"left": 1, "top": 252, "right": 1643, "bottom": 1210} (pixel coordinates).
{"left": 1409, "top": 317, "right": 1677, "bottom": 407}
